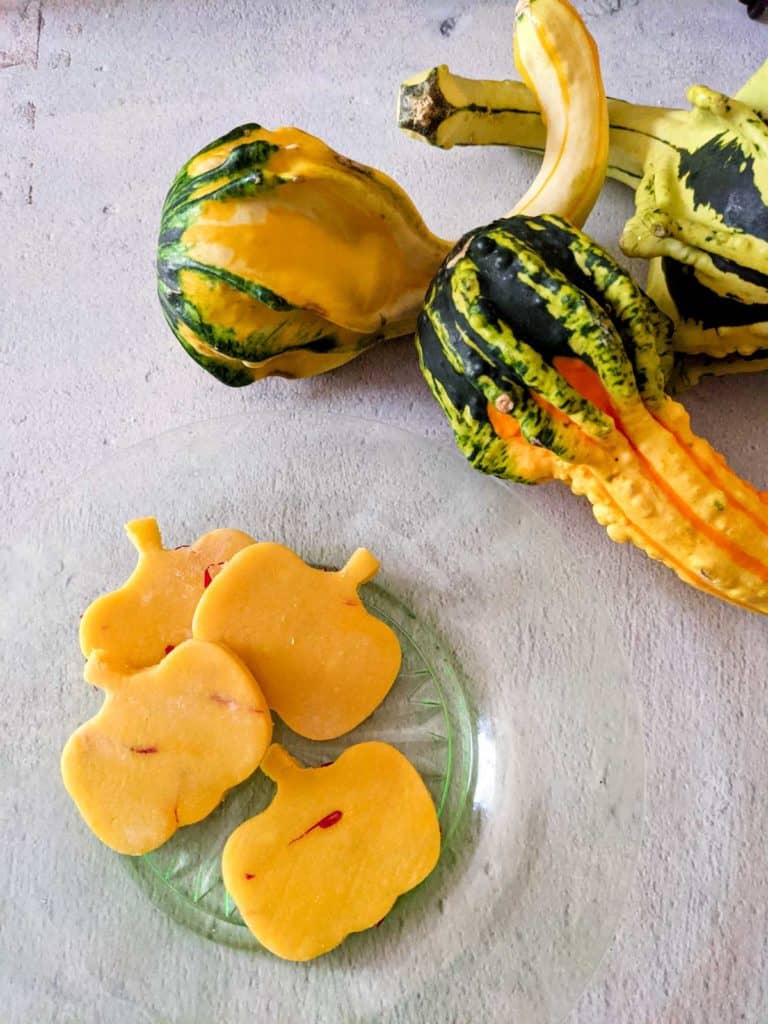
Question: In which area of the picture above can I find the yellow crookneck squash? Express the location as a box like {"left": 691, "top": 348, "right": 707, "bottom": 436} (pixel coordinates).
{"left": 61, "top": 641, "right": 272, "bottom": 855}
{"left": 399, "top": 53, "right": 768, "bottom": 368}
{"left": 222, "top": 743, "right": 441, "bottom": 961}
{"left": 476, "top": 0, "right": 608, "bottom": 227}
{"left": 414, "top": 0, "right": 768, "bottom": 614}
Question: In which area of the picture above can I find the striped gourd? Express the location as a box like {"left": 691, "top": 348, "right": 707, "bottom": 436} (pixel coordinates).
{"left": 418, "top": 214, "right": 768, "bottom": 613}
{"left": 157, "top": 124, "right": 450, "bottom": 385}
{"left": 399, "top": 60, "right": 768, "bottom": 367}
{"left": 157, "top": 0, "right": 606, "bottom": 386}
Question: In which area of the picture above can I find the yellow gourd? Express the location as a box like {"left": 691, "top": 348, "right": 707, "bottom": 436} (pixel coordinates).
{"left": 61, "top": 641, "right": 272, "bottom": 855}
{"left": 79, "top": 518, "right": 254, "bottom": 669}
{"left": 400, "top": 0, "right": 608, "bottom": 230}
{"left": 192, "top": 544, "right": 401, "bottom": 740}
{"left": 222, "top": 743, "right": 441, "bottom": 961}
{"left": 509, "top": 0, "right": 608, "bottom": 227}
{"left": 157, "top": 124, "right": 451, "bottom": 385}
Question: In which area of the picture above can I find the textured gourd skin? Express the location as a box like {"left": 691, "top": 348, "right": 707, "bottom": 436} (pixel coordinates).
{"left": 418, "top": 214, "right": 768, "bottom": 614}
{"left": 222, "top": 743, "right": 441, "bottom": 961}
{"left": 621, "top": 84, "right": 768, "bottom": 358}
{"left": 157, "top": 124, "right": 450, "bottom": 385}
{"left": 399, "top": 60, "right": 768, "bottom": 369}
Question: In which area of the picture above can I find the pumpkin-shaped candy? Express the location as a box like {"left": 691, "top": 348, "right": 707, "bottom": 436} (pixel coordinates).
{"left": 222, "top": 743, "right": 441, "bottom": 961}
{"left": 193, "top": 544, "right": 401, "bottom": 739}
{"left": 79, "top": 518, "right": 254, "bottom": 669}
{"left": 61, "top": 641, "right": 272, "bottom": 855}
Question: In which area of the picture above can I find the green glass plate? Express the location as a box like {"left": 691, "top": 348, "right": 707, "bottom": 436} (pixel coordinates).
{"left": 0, "top": 412, "right": 643, "bottom": 1024}
{"left": 126, "top": 579, "right": 475, "bottom": 950}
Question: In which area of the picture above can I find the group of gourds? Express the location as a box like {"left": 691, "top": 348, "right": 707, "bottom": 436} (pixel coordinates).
{"left": 157, "top": 0, "right": 768, "bottom": 615}
{"left": 62, "top": 520, "right": 440, "bottom": 960}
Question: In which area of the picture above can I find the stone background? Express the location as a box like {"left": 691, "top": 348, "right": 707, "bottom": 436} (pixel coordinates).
{"left": 2, "top": 1, "right": 767, "bottom": 1021}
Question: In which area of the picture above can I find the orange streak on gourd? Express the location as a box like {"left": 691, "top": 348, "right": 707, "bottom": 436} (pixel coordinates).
{"left": 512, "top": 23, "right": 571, "bottom": 207}
{"left": 553, "top": 358, "right": 768, "bottom": 584}
{"left": 487, "top": 355, "right": 768, "bottom": 611}
{"left": 488, "top": 381, "right": 729, "bottom": 595}
{"left": 511, "top": 0, "right": 608, "bottom": 227}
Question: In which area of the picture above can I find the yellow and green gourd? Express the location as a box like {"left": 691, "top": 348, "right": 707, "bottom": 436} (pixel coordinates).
{"left": 417, "top": 212, "right": 768, "bottom": 613}
{"left": 398, "top": 59, "right": 768, "bottom": 373}
{"left": 156, "top": 123, "right": 449, "bottom": 385}
{"left": 154, "top": 0, "right": 768, "bottom": 616}
{"left": 155, "top": 0, "right": 604, "bottom": 387}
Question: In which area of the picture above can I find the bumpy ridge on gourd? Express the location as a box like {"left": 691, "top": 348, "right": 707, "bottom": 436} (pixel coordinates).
{"left": 418, "top": 214, "right": 768, "bottom": 613}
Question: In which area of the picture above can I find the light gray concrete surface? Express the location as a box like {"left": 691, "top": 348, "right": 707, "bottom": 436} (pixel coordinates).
{"left": 1, "top": 1, "right": 767, "bottom": 1021}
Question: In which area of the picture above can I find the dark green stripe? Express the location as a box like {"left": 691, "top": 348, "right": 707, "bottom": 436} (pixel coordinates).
{"left": 155, "top": 253, "right": 295, "bottom": 311}
{"left": 662, "top": 257, "right": 768, "bottom": 328}
{"left": 678, "top": 133, "right": 768, "bottom": 242}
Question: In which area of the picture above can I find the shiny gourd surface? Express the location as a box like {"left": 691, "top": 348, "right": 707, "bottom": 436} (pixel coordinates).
{"left": 418, "top": 213, "right": 768, "bottom": 614}
{"left": 506, "top": 0, "right": 608, "bottom": 226}
{"left": 157, "top": 0, "right": 605, "bottom": 386}
{"left": 399, "top": 59, "right": 768, "bottom": 366}
{"left": 157, "top": 124, "right": 450, "bottom": 385}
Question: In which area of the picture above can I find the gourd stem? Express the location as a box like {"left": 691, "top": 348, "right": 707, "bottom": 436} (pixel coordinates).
{"left": 398, "top": 66, "right": 691, "bottom": 188}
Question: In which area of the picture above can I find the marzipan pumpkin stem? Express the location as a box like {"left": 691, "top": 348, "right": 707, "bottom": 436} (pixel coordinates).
{"left": 260, "top": 744, "right": 302, "bottom": 783}
{"left": 83, "top": 650, "right": 127, "bottom": 691}
{"left": 339, "top": 547, "right": 380, "bottom": 585}
{"left": 125, "top": 517, "right": 163, "bottom": 554}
